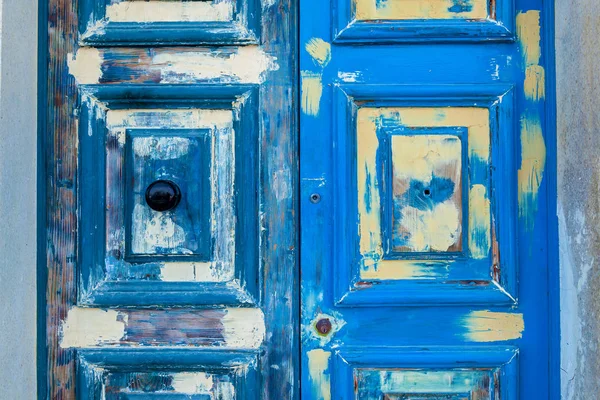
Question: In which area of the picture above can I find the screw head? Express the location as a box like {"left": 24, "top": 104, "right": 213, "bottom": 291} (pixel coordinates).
{"left": 310, "top": 193, "right": 321, "bottom": 203}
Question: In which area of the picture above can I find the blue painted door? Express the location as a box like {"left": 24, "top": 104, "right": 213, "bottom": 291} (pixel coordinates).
{"left": 40, "top": 0, "right": 297, "bottom": 398}
{"left": 300, "top": 0, "right": 557, "bottom": 398}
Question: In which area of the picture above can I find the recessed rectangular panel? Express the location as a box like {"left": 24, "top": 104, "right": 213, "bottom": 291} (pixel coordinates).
{"left": 78, "top": 86, "right": 260, "bottom": 306}
{"left": 126, "top": 129, "right": 212, "bottom": 260}
{"left": 391, "top": 134, "right": 463, "bottom": 254}
{"left": 356, "top": 369, "right": 490, "bottom": 399}
{"left": 77, "top": 350, "right": 258, "bottom": 400}
{"left": 333, "top": 0, "right": 514, "bottom": 42}
{"left": 80, "top": 0, "right": 261, "bottom": 44}
{"left": 332, "top": 85, "right": 518, "bottom": 305}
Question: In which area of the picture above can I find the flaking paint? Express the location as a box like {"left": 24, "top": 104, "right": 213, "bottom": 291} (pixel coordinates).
{"left": 357, "top": 107, "right": 492, "bottom": 277}
{"left": 301, "top": 71, "right": 323, "bottom": 116}
{"left": 221, "top": 308, "right": 266, "bottom": 349}
{"left": 469, "top": 184, "right": 491, "bottom": 259}
{"left": 354, "top": 0, "right": 488, "bottom": 21}
{"left": 305, "top": 38, "right": 331, "bottom": 68}
{"left": 67, "top": 48, "right": 103, "bottom": 85}
{"left": 517, "top": 114, "right": 546, "bottom": 226}
{"left": 106, "top": 1, "right": 234, "bottom": 23}
{"left": 463, "top": 310, "right": 524, "bottom": 342}
{"left": 68, "top": 47, "right": 279, "bottom": 84}
{"left": 306, "top": 349, "right": 331, "bottom": 400}
{"left": 360, "top": 260, "right": 447, "bottom": 280}
{"left": 60, "top": 308, "right": 127, "bottom": 348}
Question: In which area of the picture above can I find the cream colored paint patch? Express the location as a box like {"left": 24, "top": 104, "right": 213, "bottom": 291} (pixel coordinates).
{"left": 160, "top": 262, "right": 225, "bottom": 283}
{"left": 131, "top": 203, "right": 188, "bottom": 254}
{"left": 469, "top": 184, "right": 491, "bottom": 259}
{"left": 67, "top": 48, "right": 103, "bottom": 85}
{"left": 151, "top": 47, "right": 278, "bottom": 84}
{"left": 60, "top": 308, "right": 127, "bottom": 348}
{"left": 305, "top": 38, "right": 331, "bottom": 67}
{"left": 463, "top": 310, "right": 524, "bottom": 342}
{"left": 221, "top": 308, "right": 265, "bottom": 349}
{"left": 524, "top": 64, "right": 546, "bottom": 101}
{"left": 396, "top": 202, "right": 461, "bottom": 252}
{"left": 301, "top": 71, "right": 323, "bottom": 116}
{"left": 307, "top": 349, "right": 331, "bottom": 400}
{"left": 517, "top": 115, "right": 546, "bottom": 221}
{"left": 355, "top": 0, "right": 488, "bottom": 20}
{"left": 361, "top": 260, "right": 447, "bottom": 280}
{"left": 106, "top": 1, "right": 234, "bottom": 23}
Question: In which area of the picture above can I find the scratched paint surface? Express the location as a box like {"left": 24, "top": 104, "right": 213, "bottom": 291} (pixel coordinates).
{"left": 300, "top": 0, "right": 554, "bottom": 397}
{"left": 356, "top": 107, "right": 493, "bottom": 280}
{"left": 43, "top": 0, "right": 297, "bottom": 397}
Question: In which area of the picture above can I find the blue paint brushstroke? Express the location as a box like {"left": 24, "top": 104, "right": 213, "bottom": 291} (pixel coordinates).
{"left": 448, "top": 0, "right": 474, "bottom": 13}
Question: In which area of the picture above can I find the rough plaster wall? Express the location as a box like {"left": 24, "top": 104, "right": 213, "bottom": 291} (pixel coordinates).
{"left": 0, "top": 0, "right": 38, "bottom": 397}
{"left": 556, "top": 1, "right": 600, "bottom": 399}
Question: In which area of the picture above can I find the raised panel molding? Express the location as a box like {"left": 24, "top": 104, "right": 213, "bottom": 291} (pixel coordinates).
{"left": 333, "top": 347, "right": 518, "bottom": 399}
{"left": 332, "top": 0, "right": 515, "bottom": 43}
{"left": 79, "top": 0, "right": 261, "bottom": 45}
{"left": 78, "top": 85, "right": 260, "bottom": 307}
{"left": 77, "top": 350, "right": 259, "bottom": 399}
{"left": 333, "top": 84, "right": 518, "bottom": 306}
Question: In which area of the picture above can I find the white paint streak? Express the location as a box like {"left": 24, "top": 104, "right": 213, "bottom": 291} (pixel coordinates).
{"left": 221, "top": 308, "right": 265, "bottom": 349}
{"left": 106, "top": 109, "right": 233, "bottom": 130}
{"left": 152, "top": 47, "right": 278, "bottom": 84}
{"left": 171, "top": 372, "right": 214, "bottom": 394}
{"left": 131, "top": 203, "right": 189, "bottom": 254}
{"left": 67, "top": 48, "right": 103, "bottom": 84}
{"left": 272, "top": 167, "right": 292, "bottom": 201}
{"left": 133, "top": 136, "right": 191, "bottom": 160}
{"left": 106, "top": 1, "right": 234, "bottom": 23}
{"left": 337, "top": 71, "right": 361, "bottom": 82}
{"left": 60, "top": 308, "right": 126, "bottom": 348}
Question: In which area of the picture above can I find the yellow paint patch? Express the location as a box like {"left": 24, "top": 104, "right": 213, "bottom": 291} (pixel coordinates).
{"left": 517, "top": 114, "right": 546, "bottom": 222}
{"left": 355, "top": 0, "right": 488, "bottom": 21}
{"left": 301, "top": 71, "right": 324, "bottom": 116}
{"left": 307, "top": 349, "right": 331, "bottom": 400}
{"left": 106, "top": 1, "right": 233, "bottom": 22}
{"left": 67, "top": 48, "right": 103, "bottom": 84}
{"left": 469, "top": 184, "right": 491, "bottom": 259}
{"left": 305, "top": 38, "right": 331, "bottom": 67}
{"left": 516, "top": 10, "right": 542, "bottom": 66}
{"left": 463, "top": 311, "right": 524, "bottom": 342}
{"left": 517, "top": 11, "right": 546, "bottom": 102}
{"left": 356, "top": 109, "right": 383, "bottom": 262}
{"left": 361, "top": 260, "right": 447, "bottom": 280}
{"left": 524, "top": 65, "right": 546, "bottom": 101}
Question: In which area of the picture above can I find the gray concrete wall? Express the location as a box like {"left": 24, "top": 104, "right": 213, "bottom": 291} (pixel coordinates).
{"left": 0, "top": 0, "right": 38, "bottom": 397}
{"left": 556, "top": 1, "right": 600, "bottom": 399}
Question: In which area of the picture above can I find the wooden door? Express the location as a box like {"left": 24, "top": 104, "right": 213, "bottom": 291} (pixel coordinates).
{"left": 39, "top": 0, "right": 297, "bottom": 398}
{"left": 300, "top": 0, "right": 558, "bottom": 398}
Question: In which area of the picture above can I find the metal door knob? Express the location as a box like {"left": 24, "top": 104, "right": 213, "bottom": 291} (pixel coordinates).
{"left": 145, "top": 180, "right": 181, "bottom": 212}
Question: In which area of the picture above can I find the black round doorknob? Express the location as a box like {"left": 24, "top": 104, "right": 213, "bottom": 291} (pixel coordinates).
{"left": 145, "top": 180, "right": 181, "bottom": 212}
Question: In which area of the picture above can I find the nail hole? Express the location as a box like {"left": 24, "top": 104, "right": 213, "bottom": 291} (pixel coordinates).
{"left": 423, "top": 188, "right": 431, "bottom": 196}
{"left": 310, "top": 193, "right": 321, "bottom": 203}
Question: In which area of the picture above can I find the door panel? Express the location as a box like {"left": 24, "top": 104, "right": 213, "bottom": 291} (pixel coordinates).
{"left": 301, "top": 0, "right": 554, "bottom": 399}
{"left": 40, "top": 0, "right": 297, "bottom": 399}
